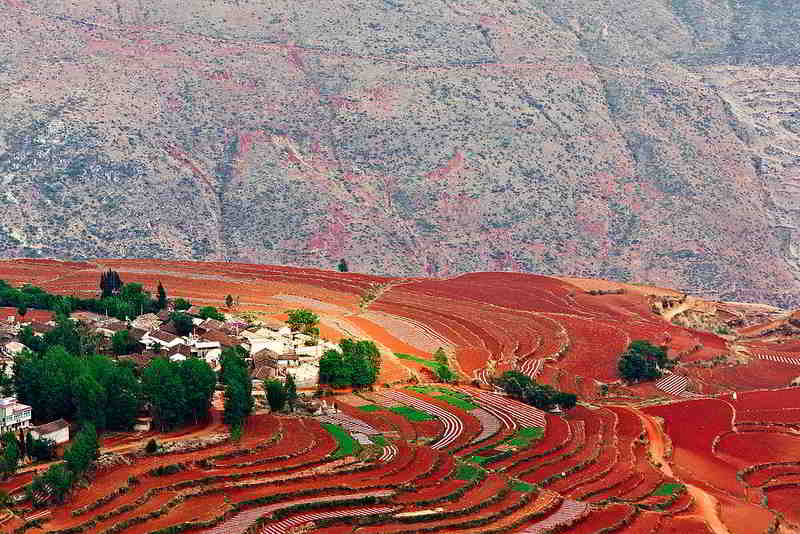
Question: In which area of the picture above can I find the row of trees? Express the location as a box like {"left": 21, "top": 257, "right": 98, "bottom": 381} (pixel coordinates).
{"left": 0, "top": 274, "right": 171, "bottom": 323}
{"left": 319, "top": 339, "right": 381, "bottom": 389}
{"left": 14, "top": 346, "right": 141, "bottom": 431}
{"left": 498, "top": 371, "right": 577, "bottom": 411}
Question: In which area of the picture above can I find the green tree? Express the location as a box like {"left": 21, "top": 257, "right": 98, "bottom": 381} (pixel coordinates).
{"left": 436, "top": 364, "right": 455, "bottom": 383}
{"left": 554, "top": 392, "right": 578, "bottom": 410}
{"left": 100, "top": 270, "right": 123, "bottom": 298}
{"left": 179, "top": 359, "right": 216, "bottom": 424}
{"left": 221, "top": 348, "right": 253, "bottom": 427}
{"left": 618, "top": 340, "right": 673, "bottom": 382}
{"left": 0, "top": 433, "right": 19, "bottom": 478}
{"left": 173, "top": 298, "right": 191, "bottom": 311}
{"left": 73, "top": 373, "right": 107, "bottom": 430}
{"left": 156, "top": 281, "right": 167, "bottom": 310}
{"left": 225, "top": 294, "right": 234, "bottom": 309}
{"left": 17, "top": 304, "right": 27, "bottom": 319}
{"left": 29, "top": 463, "right": 72, "bottom": 505}
{"left": 266, "top": 379, "right": 287, "bottom": 412}
{"left": 434, "top": 347, "right": 448, "bottom": 366}
{"left": 142, "top": 358, "right": 187, "bottom": 431}
{"left": 170, "top": 312, "right": 194, "bottom": 337}
{"left": 104, "top": 365, "right": 141, "bottom": 431}
{"left": 111, "top": 330, "right": 138, "bottom": 355}
{"left": 285, "top": 373, "right": 297, "bottom": 412}
{"left": 337, "top": 259, "right": 349, "bottom": 272}
{"left": 63, "top": 424, "right": 99, "bottom": 476}
{"left": 286, "top": 309, "right": 320, "bottom": 335}
{"left": 198, "top": 306, "right": 225, "bottom": 321}
{"left": 26, "top": 433, "right": 56, "bottom": 462}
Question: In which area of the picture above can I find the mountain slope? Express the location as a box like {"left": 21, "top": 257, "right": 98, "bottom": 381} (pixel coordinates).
{"left": 0, "top": 0, "right": 798, "bottom": 306}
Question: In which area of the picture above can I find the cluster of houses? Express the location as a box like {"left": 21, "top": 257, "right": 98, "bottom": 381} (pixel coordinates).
{"left": 0, "top": 302, "right": 342, "bottom": 447}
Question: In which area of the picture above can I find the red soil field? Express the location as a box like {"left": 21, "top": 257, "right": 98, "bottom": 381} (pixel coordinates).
{"left": 765, "top": 486, "right": 800, "bottom": 525}
{"left": 3, "top": 259, "right": 799, "bottom": 534}
{"left": 716, "top": 431, "right": 800, "bottom": 466}
{"left": 644, "top": 399, "right": 742, "bottom": 495}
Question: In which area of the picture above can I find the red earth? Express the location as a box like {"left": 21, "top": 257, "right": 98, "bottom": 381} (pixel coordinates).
{"left": 0, "top": 259, "right": 797, "bottom": 533}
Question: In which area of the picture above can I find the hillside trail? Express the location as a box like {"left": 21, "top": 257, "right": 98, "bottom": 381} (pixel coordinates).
{"left": 635, "top": 408, "right": 732, "bottom": 534}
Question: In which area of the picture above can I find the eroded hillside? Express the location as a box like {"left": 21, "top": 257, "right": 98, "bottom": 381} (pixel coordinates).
{"left": 1, "top": 0, "right": 799, "bottom": 306}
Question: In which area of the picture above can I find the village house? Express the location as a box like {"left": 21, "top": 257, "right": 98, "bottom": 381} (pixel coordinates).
{"left": 92, "top": 320, "right": 128, "bottom": 338}
{"left": 141, "top": 329, "right": 184, "bottom": 350}
{"left": 0, "top": 397, "right": 31, "bottom": 433}
{"left": 29, "top": 418, "right": 69, "bottom": 445}
{"left": 131, "top": 313, "right": 162, "bottom": 331}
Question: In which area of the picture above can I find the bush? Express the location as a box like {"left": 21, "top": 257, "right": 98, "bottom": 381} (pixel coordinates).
{"left": 145, "top": 439, "right": 158, "bottom": 454}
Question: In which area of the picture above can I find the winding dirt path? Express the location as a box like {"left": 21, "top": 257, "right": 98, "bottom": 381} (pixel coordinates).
{"left": 635, "top": 408, "right": 731, "bottom": 534}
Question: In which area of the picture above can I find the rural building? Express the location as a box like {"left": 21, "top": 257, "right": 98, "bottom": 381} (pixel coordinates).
{"left": 142, "top": 329, "right": 184, "bottom": 350}
{"left": 93, "top": 320, "right": 128, "bottom": 338}
{"left": 29, "top": 419, "right": 69, "bottom": 444}
{"left": 131, "top": 313, "right": 161, "bottom": 331}
{"left": 0, "top": 397, "right": 31, "bottom": 433}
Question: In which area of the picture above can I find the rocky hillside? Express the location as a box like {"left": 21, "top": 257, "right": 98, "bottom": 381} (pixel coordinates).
{"left": 1, "top": 0, "right": 799, "bottom": 306}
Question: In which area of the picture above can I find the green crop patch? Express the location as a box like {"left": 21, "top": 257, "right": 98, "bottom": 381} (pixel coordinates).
{"left": 653, "top": 483, "right": 684, "bottom": 497}
{"left": 511, "top": 481, "right": 535, "bottom": 492}
{"left": 370, "top": 435, "right": 388, "bottom": 446}
{"left": 433, "top": 394, "right": 478, "bottom": 411}
{"left": 455, "top": 463, "right": 484, "bottom": 481}
{"left": 322, "top": 423, "right": 361, "bottom": 459}
{"left": 390, "top": 406, "right": 435, "bottom": 422}
{"left": 358, "top": 404, "right": 382, "bottom": 412}
{"left": 407, "top": 386, "right": 471, "bottom": 399}
{"left": 465, "top": 455, "right": 489, "bottom": 465}
{"left": 505, "top": 427, "right": 544, "bottom": 448}
{"left": 396, "top": 353, "right": 446, "bottom": 372}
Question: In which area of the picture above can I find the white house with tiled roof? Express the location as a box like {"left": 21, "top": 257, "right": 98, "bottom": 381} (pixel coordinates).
{"left": 0, "top": 397, "right": 31, "bottom": 433}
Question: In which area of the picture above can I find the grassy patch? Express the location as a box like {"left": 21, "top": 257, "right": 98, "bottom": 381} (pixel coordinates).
{"left": 433, "top": 394, "right": 477, "bottom": 411}
{"left": 653, "top": 483, "right": 684, "bottom": 497}
{"left": 358, "top": 404, "right": 382, "bottom": 412}
{"left": 465, "top": 455, "right": 489, "bottom": 465}
{"left": 370, "top": 435, "right": 388, "bottom": 446}
{"left": 455, "top": 463, "right": 484, "bottom": 481}
{"left": 390, "top": 406, "right": 435, "bottom": 422}
{"left": 506, "top": 427, "right": 544, "bottom": 448}
{"left": 407, "top": 386, "right": 470, "bottom": 399}
{"left": 322, "top": 423, "right": 361, "bottom": 459}
{"left": 511, "top": 481, "right": 535, "bottom": 492}
{"left": 396, "top": 353, "right": 446, "bottom": 373}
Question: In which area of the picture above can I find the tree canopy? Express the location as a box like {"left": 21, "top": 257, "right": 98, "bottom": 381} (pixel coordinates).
{"left": 618, "top": 340, "right": 674, "bottom": 382}
{"left": 221, "top": 347, "right": 253, "bottom": 429}
{"left": 100, "top": 270, "right": 123, "bottom": 298}
{"left": 319, "top": 339, "right": 380, "bottom": 389}
{"left": 14, "top": 347, "right": 140, "bottom": 431}
{"left": 170, "top": 312, "right": 194, "bottom": 336}
{"left": 498, "top": 371, "right": 577, "bottom": 411}
{"left": 111, "top": 329, "right": 139, "bottom": 355}
{"left": 197, "top": 306, "right": 225, "bottom": 321}
{"left": 266, "top": 379, "right": 287, "bottom": 412}
{"left": 286, "top": 309, "right": 320, "bottom": 336}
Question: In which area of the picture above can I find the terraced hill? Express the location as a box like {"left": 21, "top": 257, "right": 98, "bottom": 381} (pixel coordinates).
{"left": 1, "top": 1, "right": 800, "bottom": 306}
{"left": 1, "top": 259, "right": 800, "bottom": 533}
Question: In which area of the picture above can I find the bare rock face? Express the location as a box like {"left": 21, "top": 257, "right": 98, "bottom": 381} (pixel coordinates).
{"left": 0, "top": 1, "right": 799, "bottom": 306}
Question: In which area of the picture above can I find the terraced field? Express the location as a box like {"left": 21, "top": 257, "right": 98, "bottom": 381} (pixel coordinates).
{"left": 0, "top": 259, "right": 798, "bottom": 533}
